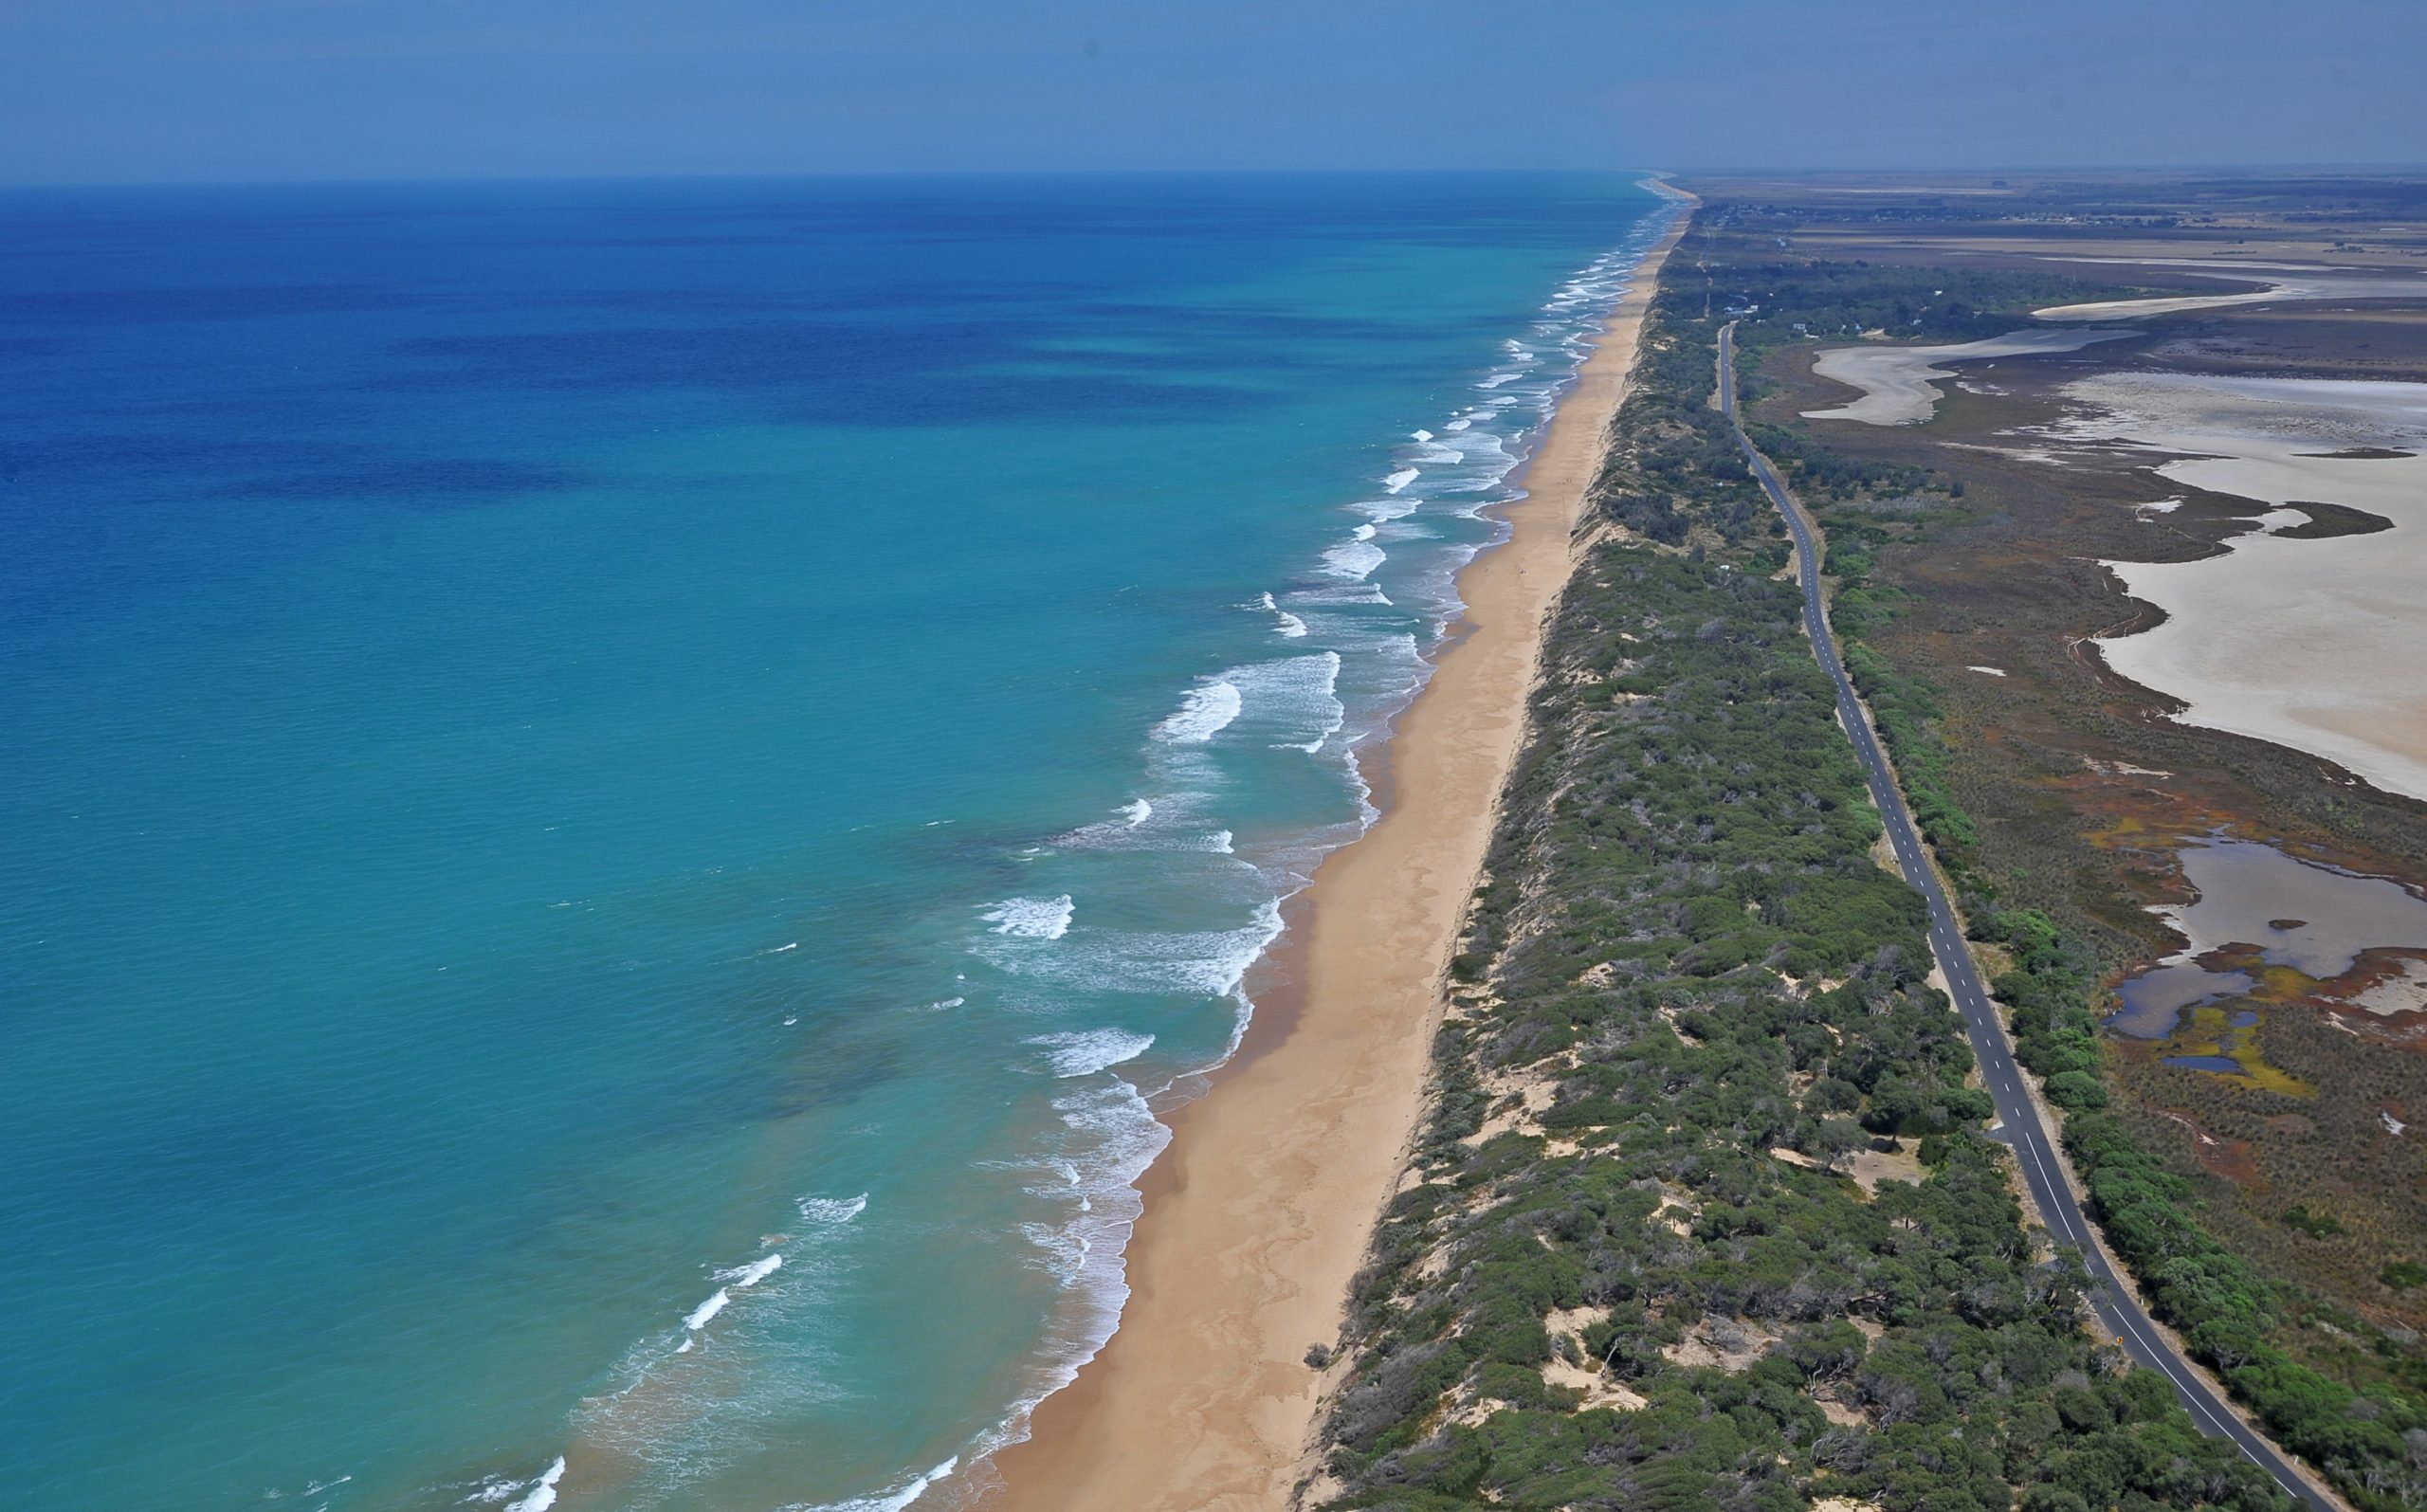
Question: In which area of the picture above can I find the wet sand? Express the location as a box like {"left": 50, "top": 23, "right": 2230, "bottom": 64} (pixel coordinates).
{"left": 980, "top": 198, "right": 1692, "bottom": 1512}
{"left": 2069, "top": 373, "right": 2427, "bottom": 802}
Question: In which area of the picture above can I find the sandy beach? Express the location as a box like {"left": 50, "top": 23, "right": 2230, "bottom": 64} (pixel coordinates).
{"left": 979, "top": 197, "right": 1691, "bottom": 1512}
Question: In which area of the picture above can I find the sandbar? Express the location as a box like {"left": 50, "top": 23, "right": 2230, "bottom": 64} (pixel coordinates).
{"left": 978, "top": 195, "right": 1693, "bottom": 1512}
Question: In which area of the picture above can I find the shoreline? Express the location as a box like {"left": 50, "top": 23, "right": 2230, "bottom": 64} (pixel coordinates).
{"left": 979, "top": 191, "right": 1692, "bottom": 1512}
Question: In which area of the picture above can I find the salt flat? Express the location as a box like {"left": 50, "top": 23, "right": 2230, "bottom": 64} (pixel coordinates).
{"left": 2071, "top": 373, "right": 2427, "bottom": 800}
{"left": 1802, "top": 327, "right": 2135, "bottom": 425}
{"left": 2035, "top": 257, "right": 2427, "bottom": 320}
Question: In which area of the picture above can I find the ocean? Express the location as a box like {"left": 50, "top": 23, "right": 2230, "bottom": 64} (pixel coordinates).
{"left": 0, "top": 173, "right": 1673, "bottom": 1511}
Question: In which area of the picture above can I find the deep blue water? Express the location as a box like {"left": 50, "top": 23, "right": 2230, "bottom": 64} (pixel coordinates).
{"left": 0, "top": 173, "right": 1671, "bottom": 1511}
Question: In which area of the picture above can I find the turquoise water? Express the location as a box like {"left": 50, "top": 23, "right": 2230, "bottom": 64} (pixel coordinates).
{"left": 0, "top": 174, "right": 1672, "bottom": 1511}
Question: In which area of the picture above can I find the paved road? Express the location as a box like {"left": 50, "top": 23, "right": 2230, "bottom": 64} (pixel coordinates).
{"left": 1717, "top": 323, "right": 2327, "bottom": 1510}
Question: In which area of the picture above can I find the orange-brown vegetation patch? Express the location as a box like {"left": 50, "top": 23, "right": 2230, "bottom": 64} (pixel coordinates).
{"left": 2156, "top": 1108, "right": 2263, "bottom": 1189}
{"left": 2317, "top": 948, "right": 2427, "bottom": 1049}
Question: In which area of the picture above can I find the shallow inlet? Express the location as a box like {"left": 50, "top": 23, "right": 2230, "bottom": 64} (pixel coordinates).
{"left": 2110, "top": 838, "right": 2427, "bottom": 1038}
{"left": 2109, "top": 961, "right": 2254, "bottom": 1038}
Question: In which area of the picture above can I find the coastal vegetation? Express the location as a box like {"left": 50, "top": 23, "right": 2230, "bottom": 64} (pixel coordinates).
{"left": 1702, "top": 192, "right": 2427, "bottom": 1511}
{"left": 2272, "top": 501, "right": 2394, "bottom": 540}
{"left": 1303, "top": 249, "right": 2293, "bottom": 1511}
{"left": 1810, "top": 504, "right": 2427, "bottom": 1509}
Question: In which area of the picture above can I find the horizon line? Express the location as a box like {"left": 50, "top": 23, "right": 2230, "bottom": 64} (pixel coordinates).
{"left": 5, "top": 160, "right": 2427, "bottom": 193}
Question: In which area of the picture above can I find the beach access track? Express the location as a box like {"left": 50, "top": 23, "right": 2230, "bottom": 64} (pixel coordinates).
{"left": 1718, "top": 322, "right": 2337, "bottom": 1512}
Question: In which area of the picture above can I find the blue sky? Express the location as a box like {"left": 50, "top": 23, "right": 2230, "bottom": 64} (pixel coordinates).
{"left": 4, "top": 0, "right": 2422, "bottom": 183}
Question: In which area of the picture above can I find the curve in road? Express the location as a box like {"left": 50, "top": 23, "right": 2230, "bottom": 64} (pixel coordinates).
{"left": 1717, "top": 321, "right": 2328, "bottom": 1510}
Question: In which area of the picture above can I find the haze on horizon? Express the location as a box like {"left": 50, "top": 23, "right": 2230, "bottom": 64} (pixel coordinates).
{"left": 3, "top": 0, "right": 2423, "bottom": 186}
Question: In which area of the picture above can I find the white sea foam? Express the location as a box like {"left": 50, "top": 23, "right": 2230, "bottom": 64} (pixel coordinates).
{"left": 1129, "top": 652, "right": 1348, "bottom": 764}
{"left": 827, "top": 200, "right": 1689, "bottom": 1511}
{"left": 797, "top": 1193, "right": 869, "bottom": 1225}
{"left": 1247, "top": 591, "right": 1310, "bottom": 639}
{"left": 675, "top": 1250, "right": 781, "bottom": 1339}
{"left": 1027, "top": 1029, "right": 1157, "bottom": 1078}
{"left": 1119, "top": 799, "right": 1152, "bottom": 827}
{"left": 1321, "top": 540, "right": 1387, "bottom": 580}
{"left": 922, "top": 996, "right": 965, "bottom": 1011}
{"left": 503, "top": 1458, "right": 566, "bottom": 1512}
{"left": 716, "top": 1253, "right": 785, "bottom": 1289}
{"left": 1034, "top": 1080, "right": 1171, "bottom": 1283}
{"left": 1018, "top": 1218, "right": 1090, "bottom": 1284}
{"left": 1451, "top": 429, "right": 1512, "bottom": 463}
{"left": 1366, "top": 631, "right": 1430, "bottom": 705}
{"left": 779, "top": 1455, "right": 961, "bottom": 1512}
{"left": 976, "top": 1066, "right": 1180, "bottom": 1512}
{"left": 982, "top": 896, "right": 1074, "bottom": 939}
{"left": 1221, "top": 652, "right": 1343, "bottom": 750}
{"left": 997, "top": 897, "right": 1285, "bottom": 1000}
{"left": 1285, "top": 582, "right": 1392, "bottom": 607}
{"left": 1153, "top": 680, "right": 1242, "bottom": 743}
